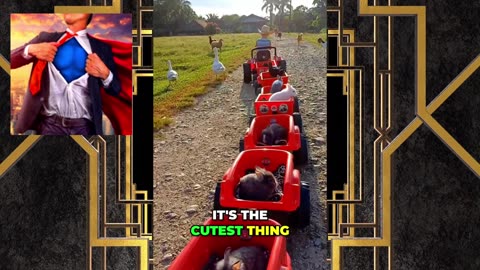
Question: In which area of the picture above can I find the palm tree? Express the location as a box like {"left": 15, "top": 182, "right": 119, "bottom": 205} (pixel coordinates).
{"left": 274, "top": 0, "right": 292, "bottom": 31}
{"left": 262, "top": 0, "right": 277, "bottom": 26}
{"left": 206, "top": 13, "right": 220, "bottom": 24}
{"left": 155, "top": 0, "right": 195, "bottom": 35}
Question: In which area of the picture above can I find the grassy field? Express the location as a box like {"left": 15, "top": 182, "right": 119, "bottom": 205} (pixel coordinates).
{"left": 285, "top": 30, "right": 327, "bottom": 48}
{"left": 153, "top": 34, "right": 259, "bottom": 130}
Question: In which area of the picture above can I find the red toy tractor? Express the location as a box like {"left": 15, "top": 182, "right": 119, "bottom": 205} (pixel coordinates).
{"left": 250, "top": 93, "right": 304, "bottom": 133}
{"left": 168, "top": 215, "right": 292, "bottom": 270}
{"left": 239, "top": 114, "right": 309, "bottom": 165}
{"left": 213, "top": 149, "right": 310, "bottom": 228}
{"left": 243, "top": 46, "right": 287, "bottom": 84}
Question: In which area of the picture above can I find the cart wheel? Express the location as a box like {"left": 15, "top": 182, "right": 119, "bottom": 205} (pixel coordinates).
{"left": 293, "top": 113, "right": 304, "bottom": 133}
{"left": 279, "top": 60, "right": 287, "bottom": 72}
{"left": 213, "top": 182, "right": 223, "bottom": 210}
{"left": 293, "top": 134, "right": 309, "bottom": 165}
{"left": 243, "top": 63, "right": 252, "bottom": 83}
{"left": 293, "top": 96, "right": 300, "bottom": 113}
{"left": 239, "top": 138, "right": 245, "bottom": 152}
{"left": 290, "top": 182, "right": 310, "bottom": 228}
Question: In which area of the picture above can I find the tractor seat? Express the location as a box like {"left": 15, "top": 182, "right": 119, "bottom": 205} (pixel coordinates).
{"left": 256, "top": 50, "right": 271, "bottom": 61}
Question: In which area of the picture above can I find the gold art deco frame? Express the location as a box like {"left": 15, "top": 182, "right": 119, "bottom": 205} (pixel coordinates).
{"left": 1, "top": 0, "right": 154, "bottom": 269}
{"left": 327, "top": 0, "right": 480, "bottom": 269}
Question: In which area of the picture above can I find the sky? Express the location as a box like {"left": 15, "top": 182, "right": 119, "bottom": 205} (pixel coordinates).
{"left": 10, "top": 13, "right": 132, "bottom": 91}
{"left": 190, "top": 0, "right": 315, "bottom": 18}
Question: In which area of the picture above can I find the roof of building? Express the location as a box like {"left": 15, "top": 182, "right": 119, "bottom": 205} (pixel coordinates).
{"left": 240, "top": 14, "right": 268, "bottom": 24}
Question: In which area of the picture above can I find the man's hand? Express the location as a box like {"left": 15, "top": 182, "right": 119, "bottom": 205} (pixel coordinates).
{"left": 28, "top": 42, "right": 58, "bottom": 62}
{"left": 85, "top": 53, "right": 110, "bottom": 80}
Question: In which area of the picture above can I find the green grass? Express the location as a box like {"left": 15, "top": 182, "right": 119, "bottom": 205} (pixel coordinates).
{"left": 153, "top": 34, "right": 259, "bottom": 131}
{"left": 285, "top": 30, "right": 327, "bottom": 48}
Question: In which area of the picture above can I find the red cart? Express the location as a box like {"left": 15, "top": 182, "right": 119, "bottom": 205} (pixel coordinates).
{"left": 168, "top": 215, "right": 292, "bottom": 270}
{"left": 240, "top": 114, "right": 309, "bottom": 165}
{"left": 213, "top": 149, "right": 310, "bottom": 227}
{"left": 251, "top": 93, "right": 303, "bottom": 133}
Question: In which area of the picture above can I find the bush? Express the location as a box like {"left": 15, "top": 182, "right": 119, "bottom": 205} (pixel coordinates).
{"left": 205, "top": 22, "right": 221, "bottom": 35}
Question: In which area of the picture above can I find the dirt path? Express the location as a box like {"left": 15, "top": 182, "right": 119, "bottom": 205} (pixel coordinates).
{"left": 154, "top": 36, "right": 328, "bottom": 270}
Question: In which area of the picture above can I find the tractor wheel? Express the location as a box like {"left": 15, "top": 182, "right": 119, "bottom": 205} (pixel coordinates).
{"left": 279, "top": 60, "right": 287, "bottom": 72}
{"left": 293, "top": 96, "right": 300, "bottom": 113}
{"left": 239, "top": 138, "right": 245, "bottom": 152}
{"left": 293, "top": 113, "right": 304, "bottom": 133}
{"left": 290, "top": 182, "right": 310, "bottom": 228}
{"left": 293, "top": 134, "right": 309, "bottom": 165}
{"left": 243, "top": 63, "right": 252, "bottom": 83}
{"left": 213, "top": 182, "right": 223, "bottom": 210}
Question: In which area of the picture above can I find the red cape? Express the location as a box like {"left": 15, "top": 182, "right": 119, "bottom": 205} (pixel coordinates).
{"left": 90, "top": 35, "right": 133, "bottom": 135}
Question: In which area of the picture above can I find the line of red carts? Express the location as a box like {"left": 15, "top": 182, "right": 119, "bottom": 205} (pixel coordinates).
{"left": 170, "top": 46, "right": 311, "bottom": 270}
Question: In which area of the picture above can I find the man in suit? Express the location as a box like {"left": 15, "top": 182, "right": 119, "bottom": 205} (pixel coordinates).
{"left": 11, "top": 14, "right": 121, "bottom": 135}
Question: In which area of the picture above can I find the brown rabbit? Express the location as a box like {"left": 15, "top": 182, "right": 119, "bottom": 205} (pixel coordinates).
{"left": 236, "top": 167, "right": 282, "bottom": 201}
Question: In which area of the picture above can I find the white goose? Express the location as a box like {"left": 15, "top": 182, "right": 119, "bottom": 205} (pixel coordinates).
{"left": 167, "top": 60, "right": 178, "bottom": 86}
{"left": 212, "top": 47, "right": 225, "bottom": 79}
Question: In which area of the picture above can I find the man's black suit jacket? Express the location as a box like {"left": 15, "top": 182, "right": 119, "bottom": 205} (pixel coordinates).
{"left": 11, "top": 31, "right": 121, "bottom": 135}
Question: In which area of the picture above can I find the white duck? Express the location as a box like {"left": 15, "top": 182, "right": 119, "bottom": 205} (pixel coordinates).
{"left": 269, "top": 83, "right": 297, "bottom": 101}
{"left": 167, "top": 60, "right": 178, "bottom": 86}
{"left": 212, "top": 47, "right": 225, "bottom": 79}
{"left": 270, "top": 75, "right": 283, "bottom": 94}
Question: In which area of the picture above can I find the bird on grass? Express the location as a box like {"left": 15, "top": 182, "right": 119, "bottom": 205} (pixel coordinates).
{"left": 318, "top": 37, "right": 327, "bottom": 48}
{"left": 297, "top": 33, "right": 303, "bottom": 46}
{"left": 167, "top": 60, "right": 178, "bottom": 87}
{"left": 212, "top": 47, "right": 225, "bottom": 79}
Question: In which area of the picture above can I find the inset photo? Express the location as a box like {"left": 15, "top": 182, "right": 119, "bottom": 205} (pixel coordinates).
{"left": 10, "top": 13, "right": 133, "bottom": 135}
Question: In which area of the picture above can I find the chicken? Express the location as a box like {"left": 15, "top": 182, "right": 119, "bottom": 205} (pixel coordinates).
{"left": 211, "top": 39, "right": 224, "bottom": 51}
{"left": 318, "top": 37, "right": 327, "bottom": 48}
{"left": 269, "top": 83, "right": 297, "bottom": 101}
{"left": 209, "top": 35, "right": 216, "bottom": 44}
{"left": 297, "top": 33, "right": 303, "bottom": 46}
{"left": 215, "top": 246, "right": 268, "bottom": 270}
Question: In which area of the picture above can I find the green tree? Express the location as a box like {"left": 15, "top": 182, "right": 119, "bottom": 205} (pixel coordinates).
{"left": 154, "top": 0, "right": 197, "bottom": 36}
{"left": 310, "top": 0, "right": 326, "bottom": 31}
{"left": 291, "top": 5, "right": 309, "bottom": 32}
{"left": 262, "top": 0, "right": 277, "bottom": 26}
{"left": 206, "top": 13, "right": 221, "bottom": 25}
{"left": 274, "top": 0, "right": 292, "bottom": 31}
{"left": 220, "top": 14, "right": 241, "bottom": 33}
